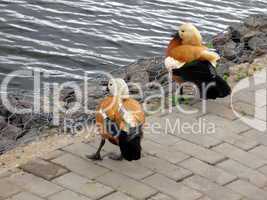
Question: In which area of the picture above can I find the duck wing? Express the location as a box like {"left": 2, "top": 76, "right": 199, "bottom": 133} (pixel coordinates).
{"left": 172, "top": 60, "right": 231, "bottom": 99}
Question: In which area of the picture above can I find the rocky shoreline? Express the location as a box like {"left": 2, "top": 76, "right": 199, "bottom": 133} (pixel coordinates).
{"left": 0, "top": 14, "right": 267, "bottom": 155}
{"left": 213, "top": 14, "right": 267, "bottom": 76}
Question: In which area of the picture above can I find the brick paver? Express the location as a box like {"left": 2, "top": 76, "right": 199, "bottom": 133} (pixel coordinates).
{"left": 20, "top": 158, "right": 68, "bottom": 181}
{"left": 52, "top": 153, "right": 109, "bottom": 179}
{"left": 142, "top": 139, "right": 190, "bottom": 164}
{"left": 48, "top": 190, "right": 91, "bottom": 200}
{"left": 136, "top": 155, "right": 192, "bottom": 181}
{"left": 0, "top": 179, "right": 21, "bottom": 199}
{"left": 99, "top": 192, "right": 134, "bottom": 200}
{"left": 217, "top": 159, "right": 267, "bottom": 188}
{"left": 7, "top": 172, "right": 63, "bottom": 197}
{"left": 53, "top": 172, "right": 114, "bottom": 199}
{"left": 227, "top": 180, "right": 267, "bottom": 200}
{"left": 212, "top": 143, "right": 266, "bottom": 169}
{"left": 1, "top": 68, "right": 266, "bottom": 200}
{"left": 97, "top": 158, "right": 154, "bottom": 180}
{"left": 179, "top": 157, "right": 237, "bottom": 185}
{"left": 143, "top": 173, "right": 202, "bottom": 200}
{"left": 10, "top": 192, "right": 45, "bottom": 200}
{"left": 172, "top": 140, "right": 225, "bottom": 164}
{"left": 183, "top": 175, "right": 242, "bottom": 200}
{"left": 148, "top": 193, "right": 174, "bottom": 200}
{"left": 97, "top": 171, "right": 157, "bottom": 199}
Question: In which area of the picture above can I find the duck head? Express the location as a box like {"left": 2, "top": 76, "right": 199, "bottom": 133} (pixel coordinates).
{"left": 173, "top": 23, "right": 202, "bottom": 46}
{"left": 107, "top": 78, "right": 129, "bottom": 99}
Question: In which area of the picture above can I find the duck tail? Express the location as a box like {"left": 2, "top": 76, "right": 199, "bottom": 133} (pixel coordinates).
{"left": 204, "top": 75, "right": 231, "bottom": 99}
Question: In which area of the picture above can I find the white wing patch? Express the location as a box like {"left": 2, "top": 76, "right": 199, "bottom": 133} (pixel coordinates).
{"left": 165, "top": 57, "right": 185, "bottom": 71}
{"left": 119, "top": 103, "right": 136, "bottom": 128}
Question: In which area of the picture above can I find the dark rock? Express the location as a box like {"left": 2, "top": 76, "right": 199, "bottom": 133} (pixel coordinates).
{"left": 229, "top": 26, "right": 242, "bottom": 43}
{"left": 243, "top": 31, "right": 259, "bottom": 41}
{"left": 248, "top": 34, "right": 267, "bottom": 51}
{"left": 213, "top": 32, "right": 231, "bottom": 47}
{"left": 213, "top": 14, "right": 267, "bottom": 74}
{"left": 0, "top": 138, "right": 14, "bottom": 155}
{"left": 0, "top": 124, "right": 23, "bottom": 140}
{"left": 126, "top": 56, "right": 165, "bottom": 83}
{"left": 244, "top": 15, "right": 267, "bottom": 29}
{"left": 60, "top": 87, "right": 76, "bottom": 103}
{"left": 0, "top": 116, "right": 7, "bottom": 130}
{"left": 222, "top": 41, "right": 238, "bottom": 60}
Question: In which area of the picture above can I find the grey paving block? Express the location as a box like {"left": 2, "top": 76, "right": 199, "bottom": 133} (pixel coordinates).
{"left": 53, "top": 172, "right": 113, "bottom": 200}
{"left": 193, "top": 101, "right": 237, "bottom": 120}
{"left": 242, "top": 130, "right": 267, "bottom": 146}
{"left": 148, "top": 193, "right": 174, "bottom": 200}
{"left": 40, "top": 150, "right": 65, "bottom": 161}
{"left": 137, "top": 155, "right": 192, "bottom": 181}
{"left": 179, "top": 158, "right": 237, "bottom": 185}
{"left": 97, "top": 159, "right": 153, "bottom": 180}
{"left": 197, "top": 196, "right": 212, "bottom": 200}
{"left": 202, "top": 114, "right": 250, "bottom": 134}
{"left": 142, "top": 140, "right": 189, "bottom": 164}
{"left": 258, "top": 165, "right": 267, "bottom": 177}
{"left": 232, "top": 100, "right": 266, "bottom": 122}
{"left": 52, "top": 153, "right": 109, "bottom": 179}
{"left": 10, "top": 192, "right": 44, "bottom": 200}
{"left": 0, "top": 179, "right": 21, "bottom": 199}
{"left": 172, "top": 140, "right": 225, "bottom": 164}
{"left": 177, "top": 132, "right": 221, "bottom": 148}
{"left": 62, "top": 142, "right": 102, "bottom": 159}
{"left": 213, "top": 143, "right": 266, "bottom": 169}
{"left": 249, "top": 145, "right": 267, "bottom": 161}
{"left": 7, "top": 172, "right": 63, "bottom": 197}
{"left": 100, "top": 192, "right": 134, "bottom": 200}
{"left": 217, "top": 159, "right": 267, "bottom": 188}
{"left": 183, "top": 175, "right": 242, "bottom": 200}
{"left": 144, "top": 130, "right": 181, "bottom": 146}
{"left": 48, "top": 190, "right": 92, "bottom": 200}
{"left": 227, "top": 179, "right": 267, "bottom": 200}
{"left": 210, "top": 128, "right": 259, "bottom": 151}
{"left": 20, "top": 158, "right": 68, "bottom": 180}
{"left": 97, "top": 171, "right": 157, "bottom": 199}
{"left": 143, "top": 174, "right": 202, "bottom": 200}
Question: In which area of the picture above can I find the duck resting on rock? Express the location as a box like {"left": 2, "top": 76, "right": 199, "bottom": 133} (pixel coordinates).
{"left": 165, "top": 23, "right": 231, "bottom": 99}
{"left": 86, "top": 78, "right": 145, "bottom": 161}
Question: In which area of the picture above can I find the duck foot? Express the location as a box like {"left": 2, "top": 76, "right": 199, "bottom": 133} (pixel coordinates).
{"left": 86, "top": 153, "right": 102, "bottom": 161}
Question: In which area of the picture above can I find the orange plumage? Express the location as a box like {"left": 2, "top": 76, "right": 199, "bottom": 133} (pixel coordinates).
{"left": 167, "top": 43, "right": 208, "bottom": 63}
{"left": 165, "top": 23, "right": 220, "bottom": 84}
{"left": 96, "top": 96, "right": 145, "bottom": 145}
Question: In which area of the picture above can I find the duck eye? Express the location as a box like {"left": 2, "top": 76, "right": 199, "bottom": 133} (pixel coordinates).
{"left": 181, "top": 30, "right": 185, "bottom": 33}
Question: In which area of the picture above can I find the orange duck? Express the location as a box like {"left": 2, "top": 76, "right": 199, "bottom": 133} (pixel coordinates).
{"left": 86, "top": 78, "right": 145, "bottom": 161}
{"left": 165, "top": 23, "right": 231, "bottom": 99}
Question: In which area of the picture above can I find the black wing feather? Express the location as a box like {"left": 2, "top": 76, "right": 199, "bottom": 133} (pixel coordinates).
{"left": 172, "top": 61, "right": 231, "bottom": 99}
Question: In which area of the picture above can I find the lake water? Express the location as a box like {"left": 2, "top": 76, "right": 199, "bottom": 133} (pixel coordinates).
{"left": 0, "top": 0, "right": 266, "bottom": 88}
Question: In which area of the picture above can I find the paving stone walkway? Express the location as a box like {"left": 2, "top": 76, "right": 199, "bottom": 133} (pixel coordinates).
{"left": 0, "top": 69, "right": 266, "bottom": 200}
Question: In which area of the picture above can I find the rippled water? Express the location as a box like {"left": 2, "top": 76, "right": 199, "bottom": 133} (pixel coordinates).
{"left": 0, "top": 0, "right": 266, "bottom": 88}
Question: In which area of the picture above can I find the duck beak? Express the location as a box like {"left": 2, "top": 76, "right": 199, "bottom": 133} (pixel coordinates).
{"left": 172, "top": 31, "right": 181, "bottom": 40}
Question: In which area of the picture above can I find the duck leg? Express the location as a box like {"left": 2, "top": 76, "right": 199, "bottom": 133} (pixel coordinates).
{"left": 86, "top": 139, "right": 105, "bottom": 160}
